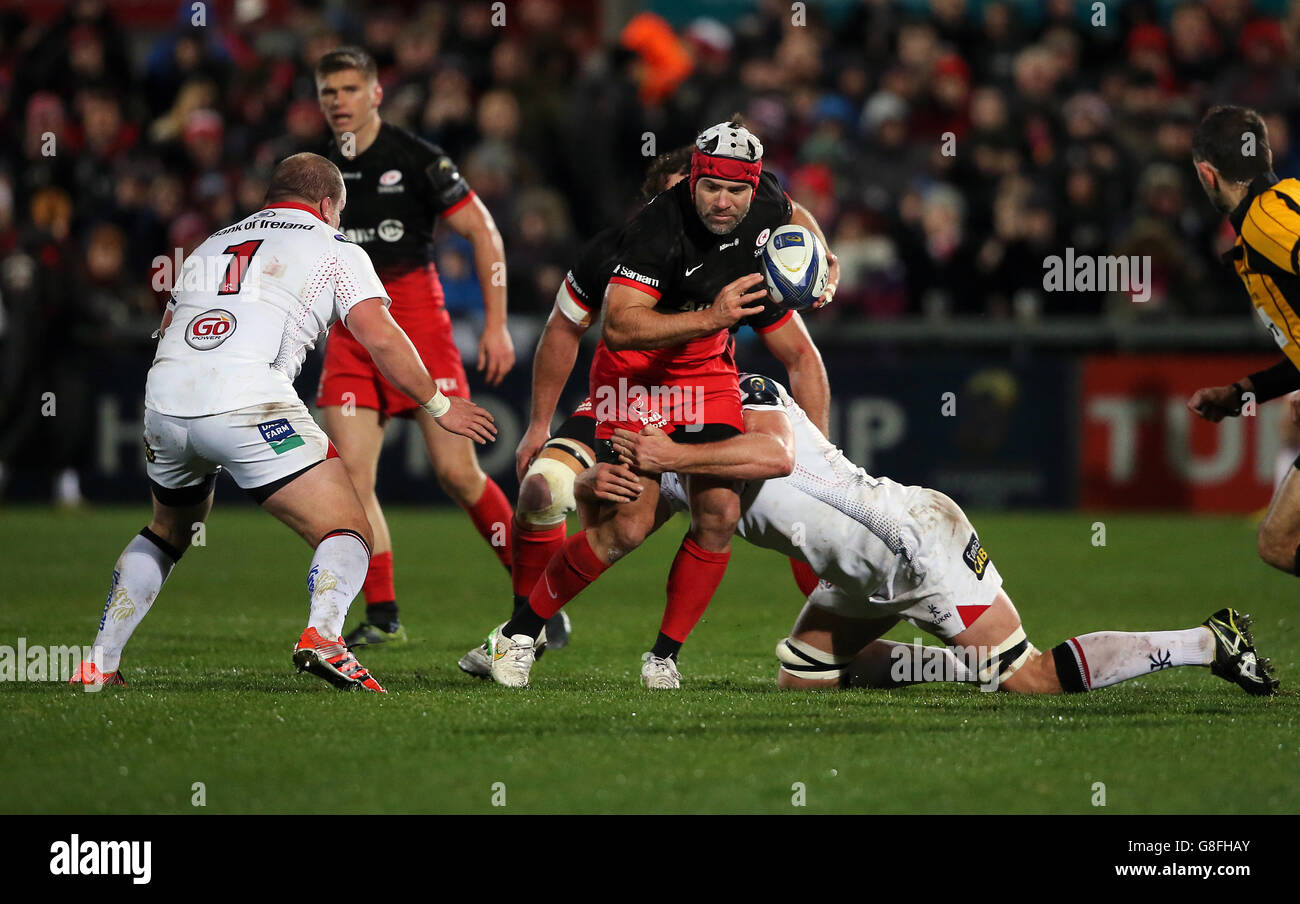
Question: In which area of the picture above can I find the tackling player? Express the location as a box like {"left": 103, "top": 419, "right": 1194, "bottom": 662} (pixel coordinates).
{"left": 458, "top": 145, "right": 825, "bottom": 678}
{"left": 69, "top": 154, "right": 497, "bottom": 692}
{"left": 484, "top": 121, "right": 838, "bottom": 688}
{"left": 605, "top": 374, "right": 1277, "bottom": 696}
{"left": 315, "top": 47, "right": 516, "bottom": 647}
{"left": 1186, "top": 106, "right": 1300, "bottom": 579}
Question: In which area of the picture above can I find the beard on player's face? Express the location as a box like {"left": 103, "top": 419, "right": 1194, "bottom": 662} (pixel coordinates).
{"left": 695, "top": 180, "right": 754, "bottom": 235}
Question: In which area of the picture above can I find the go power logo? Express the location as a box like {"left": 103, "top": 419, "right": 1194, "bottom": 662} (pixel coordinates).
{"left": 49, "top": 835, "right": 151, "bottom": 884}
{"left": 185, "top": 309, "right": 236, "bottom": 350}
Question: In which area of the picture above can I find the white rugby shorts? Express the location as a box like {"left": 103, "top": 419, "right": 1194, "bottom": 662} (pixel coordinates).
{"left": 805, "top": 488, "right": 1003, "bottom": 641}
{"left": 143, "top": 400, "right": 330, "bottom": 503}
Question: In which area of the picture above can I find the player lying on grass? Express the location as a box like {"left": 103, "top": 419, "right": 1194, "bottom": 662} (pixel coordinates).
{"left": 598, "top": 374, "right": 1278, "bottom": 696}
{"left": 69, "top": 153, "right": 496, "bottom": 693}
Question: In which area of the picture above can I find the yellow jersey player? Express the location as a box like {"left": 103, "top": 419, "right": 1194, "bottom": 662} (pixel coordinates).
{"left": 1187, "top": 106, "right": 1300, "bottom": 577}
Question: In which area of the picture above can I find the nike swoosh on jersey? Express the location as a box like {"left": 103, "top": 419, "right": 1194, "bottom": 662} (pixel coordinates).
{"left": 685, "top": 263, "right": 703, "bottom": 276}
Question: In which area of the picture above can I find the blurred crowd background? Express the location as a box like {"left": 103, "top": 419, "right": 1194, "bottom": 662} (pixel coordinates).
{"left": 2, "top": 0, "right": 1299, "bottom": 500}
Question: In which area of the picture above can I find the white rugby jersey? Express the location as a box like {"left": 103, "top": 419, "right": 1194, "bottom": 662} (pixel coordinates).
{"left": 145, "top": 203, "right": 390, "bottom": 417}
{"left": 660, "top": 374, "right": 927, "bottom": 601}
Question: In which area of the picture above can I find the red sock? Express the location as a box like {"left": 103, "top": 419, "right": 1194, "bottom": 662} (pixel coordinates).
{"left": 512, "top": 521, "right": 567, "bottom": 597}
{"left": 362, "top": 551, "right": 395, "bottom": 605}
{"left": 790, "top": 557, "right": 819, "bottom": 597}
{"left": 659, "top": 536, "right": 731, "bottom": 643}
{"left": 465, "top": 477, "right": 513, "bottom": 571}
{"left": 527, "top": 531, "right": 608, "bottom": 619}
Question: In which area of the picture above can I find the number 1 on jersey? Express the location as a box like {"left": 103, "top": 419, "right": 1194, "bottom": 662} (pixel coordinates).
{"left": 218, "top": 240, "right": 264, "bottom": 295}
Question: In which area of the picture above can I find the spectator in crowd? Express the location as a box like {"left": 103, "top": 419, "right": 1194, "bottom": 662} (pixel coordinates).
{"left": 2, "top": 0, "right": 1298, "bottom": 498}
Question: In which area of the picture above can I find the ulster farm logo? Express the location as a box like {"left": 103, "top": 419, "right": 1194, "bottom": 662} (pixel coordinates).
{"left": 257, "top": 419, "right": 305, "bottom": 455}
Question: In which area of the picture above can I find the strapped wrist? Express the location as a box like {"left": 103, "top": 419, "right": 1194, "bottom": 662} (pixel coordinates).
{"left": 421, "top": 390, "right": 451, "bottom": 418}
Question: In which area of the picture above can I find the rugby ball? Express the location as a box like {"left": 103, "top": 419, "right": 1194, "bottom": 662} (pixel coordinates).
{"left": 760, "top": 225, "right": 828, "bottom": 311}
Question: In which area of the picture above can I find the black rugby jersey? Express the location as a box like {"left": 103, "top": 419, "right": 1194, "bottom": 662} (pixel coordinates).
{"left": 326, "top": 122, "right": 473, "bottom": 279}
{"left": 563, "top": 180, "right": 793, "bottom": 337}
{"left": 556, "top": 226, "right": 621, "bottom": 327}
{"left": 606, "top": 170, "right": 793, "bottom": 333}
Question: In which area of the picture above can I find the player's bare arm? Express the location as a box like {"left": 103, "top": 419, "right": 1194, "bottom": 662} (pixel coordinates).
{"left": 444, "top": 195, "right": 515, "bottom": 386}
{"left": 612, "top": 410, "right": 794, "bottom": 480}
{"left": 789, "top": 201, "right": 838, "bottom": 308}
{"left": 1191, "top": 353, "right": 1300, "bottom": 423}
{"left": 345, "top": 298, "right": 497, "bottom": 444}
{"left": 1188, "top": 379, "right": 1253, "bottom": 422}
{"left": 758, "top": 313, "right": 829, "bottom": 433}
{"left": 516, "top": 309, "right": 587, "bottom": 477}
{"left": 573, "top": 464, "right": 678, "bottom": 554}
{"left": 602, "top": 275, "right": 767, "bottom": 351}
{"left": 152, "top": 298, "right": 176, "bottom": 340}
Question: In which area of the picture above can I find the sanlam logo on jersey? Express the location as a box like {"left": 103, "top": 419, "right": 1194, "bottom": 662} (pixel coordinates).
{"left": 184, "top": 309, "right": 236, "bottom": 350}
{"left": 615, "top": 265, "right": 659, "bottom": 288}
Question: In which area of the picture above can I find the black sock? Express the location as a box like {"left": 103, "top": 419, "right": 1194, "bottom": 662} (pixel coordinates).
{"left": 1051, "top": 641, "right": 1089, "bottom": 693}
{"left": 366, "top": 600, "right": 399, "bottom": 631}
{"left": 1292, "top": 543, "right": 1300, "bottom": 576}
{"left": 651, "top": 632, "right": 681, "bottom": 660}
{"left": 503, "top": 604, "right": 546, "bottom": 640}
{"left": 510, "top": 594, "right": 530, "bottom": 620}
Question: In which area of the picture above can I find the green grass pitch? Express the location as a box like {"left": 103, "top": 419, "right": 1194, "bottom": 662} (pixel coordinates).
{"left": 1, "top": 506, "right": 1297, "bottom": 814}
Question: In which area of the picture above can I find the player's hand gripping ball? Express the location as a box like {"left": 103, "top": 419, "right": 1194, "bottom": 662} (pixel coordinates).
{"left": 760, "top": 225, "right": 829, "bottom": 311}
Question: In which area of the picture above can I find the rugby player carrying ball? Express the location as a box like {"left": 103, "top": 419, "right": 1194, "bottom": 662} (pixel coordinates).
{"left": 482, "top": 121, "right": 837, "bottom": 688}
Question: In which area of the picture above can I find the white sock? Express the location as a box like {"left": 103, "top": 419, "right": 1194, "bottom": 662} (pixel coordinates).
{"left": 92, "top": 531, "right": 180, "bottom": 672}
{"left": 1055, "top": 627, "right": 1214, "bottom": 691}
{"left": 306, "top": 532, "right": 370, "bottom": 639}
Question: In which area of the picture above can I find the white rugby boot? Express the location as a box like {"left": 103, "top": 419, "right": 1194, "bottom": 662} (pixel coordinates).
{"left": 458, "top": 642, "right": 492, "bottom": 678}
{"left": 640, "top": 652, "right": 682, "bottom": 689}
{"left": 487, "top": 623, "right": 536, "bottom": 688}
{"left": 463, "top": 620, "right": 552, "bottom": 678}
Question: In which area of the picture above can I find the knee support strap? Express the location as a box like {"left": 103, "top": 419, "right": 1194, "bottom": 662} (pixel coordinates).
{"left": 975, "top": 626, "right": 1034, "bottom": 687}
{"left": 517, "top": 455, "right": 580, "bottom": 528}
{"left": 776, "top": 636, "right": 854, "bottom": 683}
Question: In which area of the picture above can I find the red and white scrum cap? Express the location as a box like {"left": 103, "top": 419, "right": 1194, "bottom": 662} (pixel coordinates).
{"left": 691, "top": 122, "right": 764, "bottom": 194}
